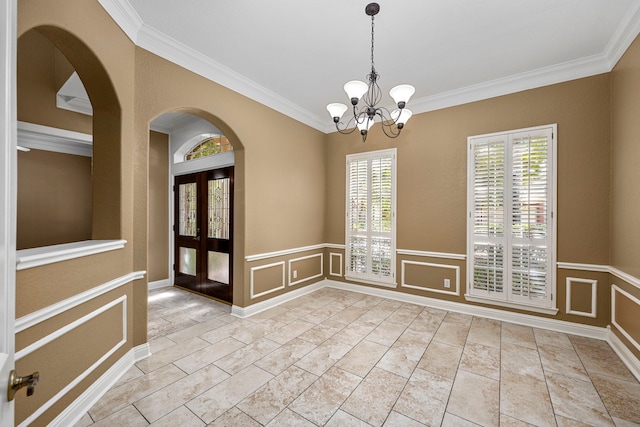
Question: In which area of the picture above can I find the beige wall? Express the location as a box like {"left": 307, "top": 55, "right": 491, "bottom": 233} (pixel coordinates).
{"left": 148, "top": 131, "right": 169, "bottom": 282}
{"left": 17, "top": 149, "right": 92, "bottom": 249}
{"left": 610, "top": 34, "right": 640, "bottom": 359}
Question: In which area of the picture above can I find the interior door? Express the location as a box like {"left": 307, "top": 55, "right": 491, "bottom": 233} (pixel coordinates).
{"left": 174, "top": 167, "right": 233, "bottom": 303}
{"left": 0, "top": 0, "right": 16, "bottom": 424}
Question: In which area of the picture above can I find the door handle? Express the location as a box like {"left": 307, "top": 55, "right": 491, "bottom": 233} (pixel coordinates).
{"left": 7, "top": 370, "right": 39, "bottom": 401}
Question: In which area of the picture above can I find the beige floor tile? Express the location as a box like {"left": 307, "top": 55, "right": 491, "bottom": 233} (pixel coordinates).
{"left": 149, "top": 405, "right": 206, "bottom": 427}
{"left": 253, "top": 337, "right": 317, "bottom": 375}
{"left": 459, "top": 342, "right": 500, "bottom": 380}
{"left": 148, "top": 336, "right": 178, "bottom": 353}
{"left": 185, "top": 365, "right": 273, "bottom": 424}
{"left": 288, "top": 367, "right": 362, "bottom": 425}
{"left": 264, "top": 408, "right": 316, "bottom": 426}
{"left": 294, "top": 337, "right": 353, "bottom": 376}
{"left": 611, "top": 417, "right": 640, "bottom": 427}
{"left": 73, "top": 413, "right": 94, "bottom": 427}
{"left": 88, "top": 405, "right": 148, "bottom": 427}
{"left": 366, "top": 320, "right": 408, "bottom": 346}
{"left": 500, "top": 369, "right": 556, "bottom": 427}
{"left": 231, "top": 321, "right": 283, "bottom": 344}
{"left": 341, "top": 367, "right": 407, "bottom": 426}
{"left": 433, "top": 321, "right": 470, "bottom": 347}
{"left": 442, "top": 412, "right": 482, "bottom": 426}
{"left": 499, "top": 414, "right": 536, "bottom": 426}
{"left": 214, "top": 337, "right": 280, "bottom": 374}
{"left": 332, "top": 318, "right": 378, "bottom": 346}
{"left": 174, "top": 337, "right": 245, "bottom": 374}
{"left": 336, "top": 339, "right": 389, "bottom": 377}
{"left": 383, "top": 411, "right": 426, "bottom": 426}
{"left": 385, "top": 304, "right": 422, "bottom": 326}
{"left": 537, "top": 342, "right": 590, "bottom": 381}
{"left": 591, "top": 373, "right": 640, "bottom": 424}
{"left": 572, "top": 340, "right": 637, "bottom": 382}
{"left": 555, "top": 414, "right": 596, "bottom": 426}
{"left": 326, "top": 409, "right": 372, "bottom": 426}
{"left": 546, "top": 370, "right": 614, "bottom": 426}
{"left": 533, "top": 328, "right": 573, "bottom": 349}
{"left": 297, "top": 321, "right": 345, "bottom": 345}
{"left": 206, "top": 407, "right": 259, "bottom": 426}
{"left": 376, "top": 337, "right": 424, "bottom": 378}
{"left": 265, "top": 319, "right": 316, "bottom": 344}
{"left": 89, "top": 363, "right": 186, "bottom": 421}
{"left": 165, "top": 318, "right": 226, "bottom": 344}
{"left": 417, "top": 340, "right": 463, "bottom": 380}
{"left": 113, "top": 364, "right": 145, "bottom": 388}
{"left": 443, "top": 311, "right": 474, "bottom": 327}
{"left": 136, "top": 336, "right": 210, "bottom": 374}
{"left": 446, "top": 370, "right": 499, "bottom": 427}
{"left": 134, "top": 364, "right": 229, "bottom": 423}
{"left": 393, "top": 368, "right": 453, "bottom": 426}
{"left": 466, "top": 317, "right": 501, "bottom": 349}
{"left": 501, "top": 342, "right": 545, "bottom": 379}
{"left": 236, "top": 365, "right": 318, "bottom": 425}
{"left": 501, "top": 323, "right": 537, "bottom": 350}
{"left": 331, "top": 307, "right": 369, "bottom": 325}
{"left": 305, "top": 305, "right": 345, "bottom": 324}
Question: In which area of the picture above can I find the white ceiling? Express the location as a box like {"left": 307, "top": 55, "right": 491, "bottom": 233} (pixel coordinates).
{"left": 98, "top": 0, "right": 640, "bottom": 133}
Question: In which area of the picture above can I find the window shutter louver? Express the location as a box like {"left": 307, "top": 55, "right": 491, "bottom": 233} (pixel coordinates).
{"left": 468, "top": 126, "right": 555, "bottom": 309}
{"left": 346, "top": 149, "right": 396, "bottom": 285}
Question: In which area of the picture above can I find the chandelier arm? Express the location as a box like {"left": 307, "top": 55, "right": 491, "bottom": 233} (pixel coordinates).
{"left": 376, "top": 109, "right": 402, "bottom": 139}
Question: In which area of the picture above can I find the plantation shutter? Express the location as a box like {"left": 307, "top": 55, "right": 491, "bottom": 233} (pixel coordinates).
{"left": 468, "top": 126, "right": 554, "bottom": 308}
{"left": 346, "top": 149, "right": 396, "bottom": 286}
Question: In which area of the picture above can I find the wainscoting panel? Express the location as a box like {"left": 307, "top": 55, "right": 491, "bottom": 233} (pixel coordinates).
{"left": 612, "top": 285, "right": 640, "bottom": 355}
{"left": 250, "top": 261, "right": 285, "bottom": 299}
{"left": 15, "top": 296, "right": 127, "bottom": 427}
{"left": 400, "top": 260, "right": 460, "bottom": 296}
{"left": 565, "top": 277, "right": 598, "bottom": 318}
{"left": 288, "top": 253, "right": 323, "bottom": 287}
{"left": 329, "top": 252, "right": 343, "bottom": 277}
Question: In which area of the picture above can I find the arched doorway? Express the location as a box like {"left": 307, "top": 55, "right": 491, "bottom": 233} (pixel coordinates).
{"left": 148, "top": 111, "right": 240, "bottom": 305}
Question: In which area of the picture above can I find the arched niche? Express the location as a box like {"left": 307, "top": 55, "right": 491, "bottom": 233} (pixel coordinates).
{"left": 17, "top": 25, "right": 122, "bottom": 242}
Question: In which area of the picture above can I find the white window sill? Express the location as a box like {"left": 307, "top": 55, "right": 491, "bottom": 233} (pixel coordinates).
{"left": 344, "top": 275, "right": 397, "bottom": 289}
{"left": 464, "top": 294, "right": 559, "bottom": 316}
{"left": 16, "top": 240, "right": 127, "bottom": 271}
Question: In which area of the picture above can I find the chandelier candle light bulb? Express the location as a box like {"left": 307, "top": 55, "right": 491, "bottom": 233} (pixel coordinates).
{"left": 326, "top": 3, "right": 415, "bottom": 142}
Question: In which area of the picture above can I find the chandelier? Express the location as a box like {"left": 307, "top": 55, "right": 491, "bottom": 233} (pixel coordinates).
{"left": 326, "top": 2, "right": 415, "bottom": 142}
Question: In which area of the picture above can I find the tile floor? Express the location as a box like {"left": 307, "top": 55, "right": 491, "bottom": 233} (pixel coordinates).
{"left": 75, "top": 286, "right": 640, "bottom": 427}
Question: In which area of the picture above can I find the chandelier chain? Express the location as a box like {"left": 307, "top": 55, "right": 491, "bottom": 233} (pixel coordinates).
{"left": 370, "top": 14, "right": 376, "bottom": 74}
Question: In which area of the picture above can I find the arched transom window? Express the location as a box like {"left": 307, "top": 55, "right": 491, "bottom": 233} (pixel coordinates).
{"left": 185, "top": 135, "right": 232, "bottom": 161}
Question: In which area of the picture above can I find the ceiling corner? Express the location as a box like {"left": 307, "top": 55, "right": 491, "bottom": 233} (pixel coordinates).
{"left": 97, "top": 0, "right": 143, "bottom": 44}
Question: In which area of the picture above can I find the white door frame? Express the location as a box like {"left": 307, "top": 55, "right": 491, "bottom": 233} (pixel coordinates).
{"left": 0, "top": 0, "right": 17, "bottom": 425}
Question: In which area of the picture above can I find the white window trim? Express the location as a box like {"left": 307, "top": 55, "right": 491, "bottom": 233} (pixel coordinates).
{"left": 466, "top": 124, "right": 557, "bottom": 312}
{"left": 345, "top": 148, "right": 397, "bottom": 288}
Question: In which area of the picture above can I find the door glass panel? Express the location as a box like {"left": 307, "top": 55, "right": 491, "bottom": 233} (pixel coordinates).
{"left": 179, "top": 183, "right": 197, "bottom": 236}
{"left": 208, "top": 251, "right": 229, "bottom": 284}
{"left": 208, "top": 177, "right": 230, "bottom": 239}
{"left": 179, "top": 247, "right": 196, "bottom": 276}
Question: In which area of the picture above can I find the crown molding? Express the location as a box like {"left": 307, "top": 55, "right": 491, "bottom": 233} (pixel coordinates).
{"left": 96, "top": 0, "right": 142, "bottom": 44}
{"left": 99, "top": 0, "right": 640, "bottom": 135}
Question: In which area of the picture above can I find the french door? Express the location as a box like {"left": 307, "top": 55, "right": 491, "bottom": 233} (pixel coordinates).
{"left": 174, "top": 167, "right": 233, "bottom": 303}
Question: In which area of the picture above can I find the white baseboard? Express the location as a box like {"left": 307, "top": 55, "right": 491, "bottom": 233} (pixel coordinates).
{"left": 49, "top": 343, "right": 149, "bottom": 427}
{"left": 148, "top": 279, "right": 171, "bottom": 290}
{"left": 231, "top": 280, "right": 326, "bottom": 318}
{"left": 608, "top": 326, "right": 640, "bottom": 382}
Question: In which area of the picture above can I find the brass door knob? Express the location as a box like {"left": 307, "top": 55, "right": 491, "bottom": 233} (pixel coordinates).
{"left": 7, "top": 370, "right": 39, "bottom": 401}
